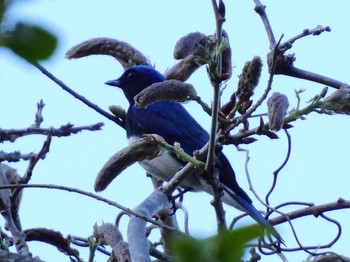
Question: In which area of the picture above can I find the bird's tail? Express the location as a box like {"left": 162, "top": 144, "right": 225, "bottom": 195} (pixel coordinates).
{"left": 223, "top": 187, "right": 283, "bottom": 244}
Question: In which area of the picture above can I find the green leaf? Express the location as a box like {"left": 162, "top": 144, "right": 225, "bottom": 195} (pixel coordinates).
{"left": 217, "top": 38, "right": 228, "bottom": 55}
{"left": 194, "top": 57, "right": 209, "bottom": 65}
{"left": 171, "top": 225, "right": 263, "bottom": 262}
{"left": 0, "top": 0, "right": 5, "bottom": 23}
{"left": 2, "top": 22, "right": 57, "bottom": 62}
{"left": 172, "top": 236, "right": 210, "bottom": 262}
{"left": 212, "top": 225, "right": 263, "bottom": 262}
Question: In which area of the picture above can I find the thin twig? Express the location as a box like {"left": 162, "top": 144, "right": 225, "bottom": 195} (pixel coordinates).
{"left": 265, "top": 129, "right": 292, "bottom": 206}
{"left": 0, "top": 183, "right": 178, "bottom": 232}
{"left": 32, "top": 62, "right": 125, "bottom": 128}
{"left": 32, "top": 100, "right": 45, "bottom": 128}
{"left": 0, "top": 151, "right": 38, "bottom": 162}
{"left": 279, "top": 25, "right": 331, "bottom": 51}
{"left": 21, "top": 134, "right": 52, "bottom": 184}
{"left": 11, "top": 134, "right": 52, "bottom": 205}
{"left": 205, "top": 0, "right": 228, "bottom": 232}
{"left": 237, "top": 146, "right": 269, "bottom": 209}
{"left": 265, "top": 201, "right": 343, "bottom": 256}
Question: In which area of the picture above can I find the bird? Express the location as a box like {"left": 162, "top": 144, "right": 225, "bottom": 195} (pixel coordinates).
{"left": 105, "top": 65, "right": 281, "bottom": 242}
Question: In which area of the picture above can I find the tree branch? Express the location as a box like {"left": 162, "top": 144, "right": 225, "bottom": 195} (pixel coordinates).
{"left": 0, "top": 184, "right": 177, "bottom": 232}
{"left": 32, "top": 62, "right": 124, "bottom": 127}
{"left": 253, "top": 0, "right": 276, "bottom": 49}
{"left": 0, "top": 122, "right": 104, "bottom": 143}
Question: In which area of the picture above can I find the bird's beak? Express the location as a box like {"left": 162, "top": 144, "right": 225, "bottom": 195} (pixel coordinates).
{"left": 105, "top": 79, "right": 121, "bottom": 87}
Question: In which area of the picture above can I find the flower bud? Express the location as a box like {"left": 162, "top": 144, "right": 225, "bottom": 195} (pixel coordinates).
{"left": 237, "top": 56, "right": 262, "bottom": 102}
{"left": 321, "top": 86, "right": 350, "bottom": 115}
{"left": 267, "top": 92, "right": 289, "bottom": 131}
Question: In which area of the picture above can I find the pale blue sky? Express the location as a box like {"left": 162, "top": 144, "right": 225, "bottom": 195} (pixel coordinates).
{"left": 1, "top": 1, "right": 350, "bottom": 261}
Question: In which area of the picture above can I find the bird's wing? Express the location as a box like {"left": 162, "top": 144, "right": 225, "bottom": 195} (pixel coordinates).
{"left": 216, "top": 152, "right": 252, "bottom": 203}
{"left": 130, "top": 101, "right": 283, "bottom": 242}
{"left": 130, "top": 101, "right": 253, "bottom": 204}
{"left": 129, "top": 101, "right": 209, "bottom": 155}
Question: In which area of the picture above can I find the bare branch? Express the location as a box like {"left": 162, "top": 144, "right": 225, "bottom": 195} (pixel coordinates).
{"left": 270, "top": 55, "right": 350, "bottom": 89}
{"left": 127, "top": 190, "right": 169, "bottom": 262}
{"left": 0, "top": 151, "right": 37, "bottom": 162}
{"left": 279, "top": 25, "right": 331, "bottom": 51}
{"left": 0, "top": 183, "right": 177, "bottom": 232}
{"left": 253, "top": 0, "right": 276, "bottom": 48}
{"left": 32, "top": 62, "right": 124, "bottom": 127}
{"left": 10, "top": 135, "right": 52, "bottom": 209}
{"left": 0, "top": 122, "right": 104, "bottom": 143}
{"left": 254, "top": 1, "right": 345, "bottom": 90}
{"left": 202, "top": 0, "right": 228, "bottom": 232}
{"left": 271, "top": 198, "right": 350, "bottom": 226}
{"left": 20, "top": 134, "right": 51, "bottom": 185}
{"left": 32, "top": 100, "right": 45, "bottom": 128}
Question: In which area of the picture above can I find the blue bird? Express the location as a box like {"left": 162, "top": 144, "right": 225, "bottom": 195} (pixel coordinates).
{"left": 106, "top": 65, "right": 281, "bottom": 241}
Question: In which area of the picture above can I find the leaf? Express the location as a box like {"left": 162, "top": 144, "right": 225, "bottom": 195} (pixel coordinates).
{"left": 171, "top": 225, "right": 263, "bottom": 262}
{"left": 217, "top": 37, "right": 227, "bottom": 55}
{"left": 211, "top": 226, "right": 263, "bottom": 262}
{"left": 2, "top": 22, "right": 57, "bottom": 62}
{"left": 171, "top": 236, "right": 209, "bottom": 262}
{"left": 0, "top": 0, "right": 5, "bottom": 23}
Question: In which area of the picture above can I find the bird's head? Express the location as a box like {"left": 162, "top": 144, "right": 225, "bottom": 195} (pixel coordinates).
{"left": 105, "top": 65, "right": 165, "bottom": 104}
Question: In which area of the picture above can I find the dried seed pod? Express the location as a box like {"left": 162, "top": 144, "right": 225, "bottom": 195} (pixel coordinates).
{"left": 267, "top": 92, "right": 289, "bottom": 131}
{"left": 95, "top": 135, "right": 164, "bottom": 191}
{"left": 134, "top": 80, "right": 197, "bottom": 108}
{"left": 66, "top": 37, "right": 149, "bottom": 69}
{"left": 173, "top": 32, "right": 210, "bottom": 59}
{"left": 164, "top": 55, "right": 201, "bottom": 81}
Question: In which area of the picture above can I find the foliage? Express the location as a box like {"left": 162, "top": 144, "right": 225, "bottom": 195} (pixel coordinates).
{"left": 171, "top": 226, "right": 263, "bottom": 262}
{"left": 0, "top": 0, "right": 57, "bottom": 62}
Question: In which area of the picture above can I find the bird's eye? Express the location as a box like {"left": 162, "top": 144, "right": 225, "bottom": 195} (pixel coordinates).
{"left": 126, "top": 72, "right": 135, "bottom": 81}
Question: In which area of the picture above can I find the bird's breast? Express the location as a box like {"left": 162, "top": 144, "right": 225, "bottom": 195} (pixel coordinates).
{"left": 127, "top": 136, "right": 204, "bottom": 190}
{"left": 128, "top": 136, "right": 182, "bottom": 182}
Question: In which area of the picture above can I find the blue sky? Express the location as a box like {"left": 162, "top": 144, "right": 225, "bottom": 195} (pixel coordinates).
{"left": 1, "top": 1, "right": 350, "bottom": 261}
